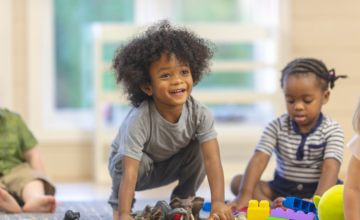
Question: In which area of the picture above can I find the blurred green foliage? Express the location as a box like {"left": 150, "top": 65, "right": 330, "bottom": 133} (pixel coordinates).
{"left": 55, "top": 0, "right": 254, "bottom": 108}
{"left": 196, "top": 71, "right": 254, "bottom": 89}
{"left": 55, "top": 0, "right": 133, "bottom": 108}
{"left": 173, "top": 0, "right": 246, "bottom": 22}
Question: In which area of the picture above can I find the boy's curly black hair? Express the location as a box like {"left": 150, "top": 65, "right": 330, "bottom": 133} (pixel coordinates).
{"left": 112, "top": 20, "right": 215, "bottom": 107}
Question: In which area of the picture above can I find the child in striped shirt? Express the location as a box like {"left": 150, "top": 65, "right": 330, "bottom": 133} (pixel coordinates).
{"left": 344, "top": 96, "right": 360, "bottom": 220}
{"left": 227, "top": 58, "right": 347, "bottom": 210}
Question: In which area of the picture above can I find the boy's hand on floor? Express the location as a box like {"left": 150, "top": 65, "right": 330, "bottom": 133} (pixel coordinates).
{"left": 226, "top": 192, "right": 251, "bottom": 211}
{"left": 271, "top": 197, "right": 285, "bottom": 209}
{"left": 211, "top": 201, "right": 235, "bottom": 220}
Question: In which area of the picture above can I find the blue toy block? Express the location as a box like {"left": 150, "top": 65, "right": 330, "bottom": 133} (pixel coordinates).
{"left": 202, "top": 201, "right": 229, "bottom": 212}
{"left": 282, "top": 197, "right": 317, "bottom": 214}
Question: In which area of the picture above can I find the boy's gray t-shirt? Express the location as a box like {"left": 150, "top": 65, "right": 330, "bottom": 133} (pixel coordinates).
{"left": 109, "top": 95, "right": 217, "bottom": 164}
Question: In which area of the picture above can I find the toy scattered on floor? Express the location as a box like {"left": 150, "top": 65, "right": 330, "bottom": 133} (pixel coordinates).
{"left": 282, "top": 197, "right": 317, "bottom": 214}
{"left": 170, "top": 196, "right": 204, "bottom": 220}
{"left": 63, "top": 210, "right": 80, "bottom": 220}
{"left": 202, "top": 201, "right": 229, "bottom": 212}
{"left": 247, "top": 200, "right": 270, "bottom": 220}
{"left": 234, "top": 212, "right": 247, "bottom": 220}
{"left": 269, "top": 208, "right": 315, "bottom": 220}
{"left": 233, "top": 207, "right": 247, "bottom": 215}
{"left": 314, "top": 185, "right": 345, "bottom": 220}
{"left": 207, "top": 213, "right": 219, "bottom": 220}
{"left": 131, "top": 201, "right": 188, "bottom": 220}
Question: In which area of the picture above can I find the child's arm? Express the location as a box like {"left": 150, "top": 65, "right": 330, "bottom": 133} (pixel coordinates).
{"left": 23, "top": 146, "right": 45, "bottom": 175}
{"left": 229, "top": 151, "right": 270, "bottom": 210}
{"left": 344, "top": 155, "right": 360, "bottom": 220}
{"left": 313, "top": 158, "right": 340, "bottom": 198}
{"left": 117, "top": 156, "right": 139, "bottom": 220}
{"left": 201, "top": 138, "right": 234, "bottom": 220}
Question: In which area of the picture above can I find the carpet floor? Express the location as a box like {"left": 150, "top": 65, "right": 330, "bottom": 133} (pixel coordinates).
{"left": 0, "top": 199, "right": 210, "bottom": 220}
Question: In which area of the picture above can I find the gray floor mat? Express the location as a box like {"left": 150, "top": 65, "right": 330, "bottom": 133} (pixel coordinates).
{"left": 0, "top": 199, "right": 210, "bottom": 220}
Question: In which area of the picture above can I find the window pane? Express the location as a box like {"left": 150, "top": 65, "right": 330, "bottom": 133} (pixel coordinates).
{"left": 173, "top": 0, "right": 252, "bottom": 23}
{"left": 213, "top": 43, "right": 253, "bottom": 61}
{"left": 54, "top": 0, "right": 133, "bottom": 109}
{"left": 103, "top": 43, "right": 122, "bottom": 62}
{"left": 196, "top": 72, "right": 254, "bottom": 89}
{"left": 102, "top": 71, "right": 117, "bottom": 91}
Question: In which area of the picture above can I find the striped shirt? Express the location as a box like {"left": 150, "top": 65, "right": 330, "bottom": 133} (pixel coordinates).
{"left": 256, "top": 113, "right": 344, "bottom": 183}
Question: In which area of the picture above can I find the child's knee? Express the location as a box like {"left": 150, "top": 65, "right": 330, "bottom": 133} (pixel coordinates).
{"left": 231, "top": 174, "right": 243, "bottom": 195}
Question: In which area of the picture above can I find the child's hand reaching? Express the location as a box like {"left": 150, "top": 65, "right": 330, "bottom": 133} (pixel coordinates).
{"left": 226, "top": 192, "right": 252, "bottom": 212}
{"left": 210, "top": 201, "right": 235, "bottom": 220}
{"left": 271, "top": 197, "right": 285, "bottom": 209}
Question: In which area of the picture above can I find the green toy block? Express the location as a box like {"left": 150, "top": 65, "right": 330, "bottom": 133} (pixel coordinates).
{"left": 267, "top": 217, "right": 289, "bottom": 220}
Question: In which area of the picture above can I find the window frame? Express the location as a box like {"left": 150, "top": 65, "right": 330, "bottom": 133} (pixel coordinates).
{"left": 26, "top": 0, "right": 291, "bottom": 144}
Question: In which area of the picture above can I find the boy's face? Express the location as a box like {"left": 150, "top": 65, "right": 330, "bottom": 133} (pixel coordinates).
{"left": 283, "top": 73, "right": 330, "bottom": 133}
{"left": 143, "top": 53, "right": 193, "bottom": 108}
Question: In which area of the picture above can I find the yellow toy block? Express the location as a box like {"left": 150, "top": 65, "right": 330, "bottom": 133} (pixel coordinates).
{"left": 247, "top": 200, "right": 270, "bottom": 220}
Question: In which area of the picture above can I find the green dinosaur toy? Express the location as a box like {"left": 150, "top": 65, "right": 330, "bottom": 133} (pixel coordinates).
{"left": 314, "top": 185, "right": 345, "bottom": 220}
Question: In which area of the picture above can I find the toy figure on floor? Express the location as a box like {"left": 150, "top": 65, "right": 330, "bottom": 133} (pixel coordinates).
{"left": 226, "top": 58, "right": 347, "bottom": 210}
{"left": 343, "top": 95, "right": 360, "bottom": 220}
{"left": 63, "top": 210, "right": 81, "bottom": 220}
{"left": 108, "top": 20, "right": 233, "bottom": 220}
{"left": 0, "top": 108, "right": 56, "bottom": 213}
{"left": 170, "top": 196, "right": 204, "bottom": 220}
{"left": 131, "top": 200, "right": 188, "bottom": 220}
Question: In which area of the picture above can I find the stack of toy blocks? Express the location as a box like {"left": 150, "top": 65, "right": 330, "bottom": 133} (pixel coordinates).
{"left": 267, "top": 197, "right": 317, "bottom": 220}
{"left": 247, "top": 200, "right": 270, "bottom": 220}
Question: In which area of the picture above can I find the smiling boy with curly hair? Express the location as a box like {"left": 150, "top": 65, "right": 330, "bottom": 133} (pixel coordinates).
{"left": 108, "top": 20, "right": 234, "bottom": 220}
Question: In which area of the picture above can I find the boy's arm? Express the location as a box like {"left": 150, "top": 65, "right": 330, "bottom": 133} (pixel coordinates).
{"left": 23, "top": 146, "right": 45, "bottom": 175}
{"left": 201, "top": 138, "right": 234, "bottom": 220}
{"left": 229, "top": 151, "right": 270, "bottom": 210}
{"left": 118, "top": 156, "right": 140, "bottom": 220}
{"left": 313, "top": 158, "right": 340, "bottom": 198}
{"left": 344, "top": 155, "right": 360, "bottom": 220}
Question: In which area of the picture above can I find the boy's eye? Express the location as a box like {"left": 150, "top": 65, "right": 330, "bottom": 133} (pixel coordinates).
{"left": 304, "top": 100, "right": 313, "bottom": 104}
{"left": 287, "top": 100, "right": 294, "bottom": 104}
{"left": 181, "top": 70, "right": 189, "bottom": 75}
{"left": 161, "top": 73, "right": 170, "bottom": 78}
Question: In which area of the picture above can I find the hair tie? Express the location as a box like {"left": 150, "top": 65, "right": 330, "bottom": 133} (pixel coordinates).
{"left": 328, "top": 69, "right": 347, "bottom": 89}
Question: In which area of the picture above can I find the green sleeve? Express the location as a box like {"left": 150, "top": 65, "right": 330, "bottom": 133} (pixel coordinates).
{"left": 16, "top": 115, "right": 38, "bottom": 152}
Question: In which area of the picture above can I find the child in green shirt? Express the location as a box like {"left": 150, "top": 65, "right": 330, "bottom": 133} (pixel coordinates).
{"left": 0, "top": 108, "right": 56, "bottom": 213}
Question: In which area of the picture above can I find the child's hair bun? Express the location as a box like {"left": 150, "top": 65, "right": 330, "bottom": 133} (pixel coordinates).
{"left": 328, "top": 69, "right": 347, "bottom": 89}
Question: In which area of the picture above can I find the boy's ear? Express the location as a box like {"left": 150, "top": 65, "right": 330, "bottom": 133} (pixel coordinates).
{"left": 139, "top": 83, "right": 153, "bottom": 96}
{"left": 322, "top": 90, "right": 330, "bottom": 105}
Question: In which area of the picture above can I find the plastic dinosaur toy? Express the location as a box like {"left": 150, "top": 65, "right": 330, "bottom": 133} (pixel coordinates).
{"left": 314, "top": 185, "right": 345, "bottom": 220}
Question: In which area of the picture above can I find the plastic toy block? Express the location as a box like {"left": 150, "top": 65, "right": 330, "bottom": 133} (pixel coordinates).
{"left": 267, "top": 217, "right": 289, "bottom": 220}
{"left": 233, "top": 207, "right": 247, "bottom": 215}
{"left": 282, "top": 197, "right": 317, "bottom": 214}
{"left": 202, "top": 201, "right": 229, "bottom": 212}
{"left": 269, "top": 208, "right": 316, "bottom": 220}
{"left": 247, "top": 200, "right": 270, "bottom": 220}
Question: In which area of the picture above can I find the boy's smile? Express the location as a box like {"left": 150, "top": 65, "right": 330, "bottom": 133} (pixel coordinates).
{"left": 140, "top": 53, "right": 193, "bottom": 123}
{"left": 283, "top": 74, "right": 330, "bottom": 133}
